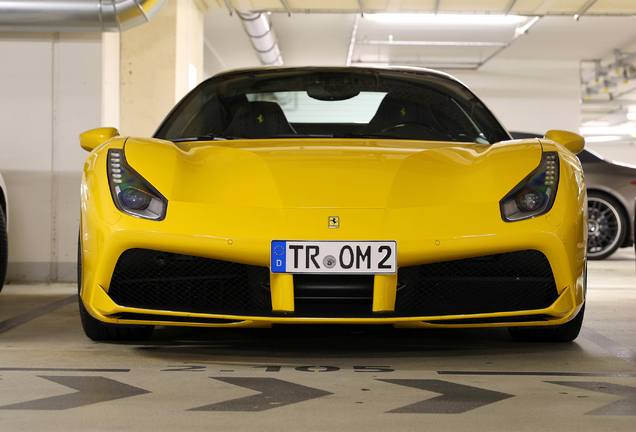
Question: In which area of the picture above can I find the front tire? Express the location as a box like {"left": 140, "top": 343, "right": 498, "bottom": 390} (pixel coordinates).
{"left": 78, "top": 239, "right": 154, "bottom": 341}
{"left": 587, "top": 192, "right": 627, "bottom": 260}
{"left": 508, "top": 303, "right": 585, "bottom": 343}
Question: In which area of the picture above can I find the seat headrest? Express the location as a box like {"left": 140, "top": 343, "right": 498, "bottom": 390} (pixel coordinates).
{"left": 223, "top": 101, "right": 296, "bottom": 139}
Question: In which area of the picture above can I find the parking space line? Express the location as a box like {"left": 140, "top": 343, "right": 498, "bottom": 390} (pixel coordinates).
{"left": 0, "top": 295, "right": 76, "bottom": 335}
{"left": 581, "top": 326, "right": 636, "bottom": 368}
{"left": 437, "top": 371, "right": 636, "bottom": 377}
{"left": 0, "top": 368, "right": 130, "bottom": 372}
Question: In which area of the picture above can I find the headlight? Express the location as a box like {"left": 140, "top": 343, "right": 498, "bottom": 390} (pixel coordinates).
{"left": 107, "top": 148, "right": 167, "bottom": 220}
{"left": 500, "top": 151, "right": 559, "bottom": 222}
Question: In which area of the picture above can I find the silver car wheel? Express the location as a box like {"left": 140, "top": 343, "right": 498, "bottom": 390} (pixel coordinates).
{"left": 587, "top": 194, "right": 625, "bottom": 260}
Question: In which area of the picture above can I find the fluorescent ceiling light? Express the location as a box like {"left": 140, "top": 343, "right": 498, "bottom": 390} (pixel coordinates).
{"left": 581, "top": 121, "right": 608, "bottom": 127}
{"left": 580, "top": 125, "right": 636, "bottom": 135}
{"left": 584, "top": 135, "right": 624, "bottom": 143}
{"left": 366, "top": 13, "right": 527, "bottom": 25}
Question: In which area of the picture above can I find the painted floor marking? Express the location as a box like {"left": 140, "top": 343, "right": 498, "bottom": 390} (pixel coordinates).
{"left": 438, "top": 371, "right": 636, "bottom": 377}
{"left": 581, "top": 326, "right": 636, "bottom": 368}
{"left": 0, "top": 295, "right": 76, "bottom": 335}
{"left": 0, "top": 376, "right": 150, "bottom": 410}
{"left": 0, "top": 368, "right": 130, "bottom": 372}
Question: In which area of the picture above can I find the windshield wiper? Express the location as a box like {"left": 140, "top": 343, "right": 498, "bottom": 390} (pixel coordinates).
{"left": 261, "top": 133, "right": 412, "bottom": 140}
{"left": 332, "top": 132, "right": 412, "bottom": 140}
{"left": 168, "top": 134, "right": 245, "bottom": 143}
{"left": 262, "top": 134, "right": 336, "bottom": 139}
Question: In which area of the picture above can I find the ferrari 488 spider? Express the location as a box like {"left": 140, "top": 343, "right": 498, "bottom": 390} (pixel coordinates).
{"left": 78, "top": 67, "right": 587, "bottom": 342}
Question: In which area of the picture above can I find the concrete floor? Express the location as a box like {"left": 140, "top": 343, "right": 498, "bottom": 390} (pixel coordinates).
{"left": 0, "top": 251, "right": 635, "bottom": 431}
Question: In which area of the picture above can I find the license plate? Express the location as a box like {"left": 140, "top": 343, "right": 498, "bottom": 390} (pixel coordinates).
{"left": 271, "top": 241, "right": 397, "bottom": 274}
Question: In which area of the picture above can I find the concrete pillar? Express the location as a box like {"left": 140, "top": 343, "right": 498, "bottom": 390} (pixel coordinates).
{"left": 102, "top": 32, "right": 120, "bottom": 130}
{"left": 119, "top": 0, "right": 207, "bottom": 137}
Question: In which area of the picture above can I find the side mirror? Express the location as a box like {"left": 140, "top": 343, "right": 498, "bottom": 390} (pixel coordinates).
{"left": 544, "top": 130, "right": 585, "bottom": 154}
{"left": 79, "top": 127, "right": 119, "bottom": 152}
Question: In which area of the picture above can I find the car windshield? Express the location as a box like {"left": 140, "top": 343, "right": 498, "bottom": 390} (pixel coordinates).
{"left": 154, "top": 68, "right": 511, "bottom": 144}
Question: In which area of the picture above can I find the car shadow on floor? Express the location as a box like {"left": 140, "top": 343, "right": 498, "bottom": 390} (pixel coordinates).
{"left": 125, "top": 324, "right": 587, "bottom": 361}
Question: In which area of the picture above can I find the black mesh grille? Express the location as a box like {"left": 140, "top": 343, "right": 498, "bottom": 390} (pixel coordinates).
{"left": 108, "top": 249, "right": 271, "bottom": 315}
{"left": 396, "top": 250, "right": 558, "bottom": 316}
{"left": 108, "top": 249, "right": 558, "bottom": 320}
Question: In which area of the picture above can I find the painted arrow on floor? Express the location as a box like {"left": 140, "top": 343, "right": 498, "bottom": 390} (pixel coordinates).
{"left": 0, "top": 376, "right": 151, "bottom": 410}
{"left": 189, "top": 377, "right": 333, "bottom": 412}
{"left": 547, "top": 381, "right": 636, "bottom": 416}
{"left": 378, "top": 379, "right": 514, "bottom": 414}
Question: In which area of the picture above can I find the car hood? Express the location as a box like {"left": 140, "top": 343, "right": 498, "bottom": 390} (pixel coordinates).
{"left": 124, "top": 138, "right": 542, "bottom": 209}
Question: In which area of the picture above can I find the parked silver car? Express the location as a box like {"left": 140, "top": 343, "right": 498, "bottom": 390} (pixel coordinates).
{"left": 579, "top": 148, "right": 636, "bottom": 259}
{"left": 0, "top": 172, "right": 7, "bottom": 291}
{"left": 511, "top": 132, "right": 635, "bottom": 260}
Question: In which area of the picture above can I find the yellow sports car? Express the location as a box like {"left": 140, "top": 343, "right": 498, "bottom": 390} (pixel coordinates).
{"left": 78, "top": 67, "right": 587, "bottom": 343}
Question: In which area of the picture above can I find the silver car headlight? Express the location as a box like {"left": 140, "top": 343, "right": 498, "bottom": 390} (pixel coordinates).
{"left": 500, "top": 151, "right": 559, "bottom": 222}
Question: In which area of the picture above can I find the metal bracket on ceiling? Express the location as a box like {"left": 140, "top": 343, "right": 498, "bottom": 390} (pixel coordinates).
{"left": 581, "top": 50, "right": 636, "bottom": 100}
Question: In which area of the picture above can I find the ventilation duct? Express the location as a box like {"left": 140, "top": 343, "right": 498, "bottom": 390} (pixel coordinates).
{"left": 0, "top": 0, "right": 169, "bottom": 32}
{"left": 236, "top": 10, "right": 283, "bottom": 66}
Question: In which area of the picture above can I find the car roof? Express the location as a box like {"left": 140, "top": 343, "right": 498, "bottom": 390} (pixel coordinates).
{"left": 210, "top": 65, "right": 463, "bottom": 85}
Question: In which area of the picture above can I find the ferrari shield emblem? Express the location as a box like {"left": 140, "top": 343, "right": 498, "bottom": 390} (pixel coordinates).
{"left": 328, "top": 216, "right": 339, "bottom": 228}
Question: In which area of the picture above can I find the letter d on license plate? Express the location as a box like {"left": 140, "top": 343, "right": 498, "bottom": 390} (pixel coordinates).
{"left": 271, "top": 241, "right": 397, "bottom": 274}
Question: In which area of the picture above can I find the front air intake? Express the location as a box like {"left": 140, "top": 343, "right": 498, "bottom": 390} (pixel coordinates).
{"left": 396, "top": 250, "right": 558, "bottom": 316}
{"left": 108, "top": 249, "right": 271, "bottom": 315}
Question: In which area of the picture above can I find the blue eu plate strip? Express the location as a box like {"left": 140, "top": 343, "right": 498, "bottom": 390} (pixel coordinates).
{"left": 271, "top": 241, "right": 286, "bottom": 273}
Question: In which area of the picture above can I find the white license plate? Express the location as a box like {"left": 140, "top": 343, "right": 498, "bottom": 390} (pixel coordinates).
{"left": 271, "top": 241, "right": 397, "bottom": 274}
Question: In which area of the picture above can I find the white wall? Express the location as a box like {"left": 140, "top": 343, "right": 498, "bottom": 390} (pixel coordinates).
{"left": 203, "top": 9, "right": 259, "bottom": 79}
{"left": 448, "top": 58, "right": 582, "bottom": 135}
{"left": 0, "top": 32, "right": 102, "bottom": 283}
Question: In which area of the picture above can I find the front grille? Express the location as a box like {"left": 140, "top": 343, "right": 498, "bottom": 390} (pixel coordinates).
{"left": 107, "top": 249, "right": 558, "bottom": 320}
{"left": 396, "top": 250, "right": 558, "bottom": 316}
{"left": 293, "top": 274, "right": 375, "bottom": 317}
{"left": 108, "top": 249, "right": 271, "bottom": 315}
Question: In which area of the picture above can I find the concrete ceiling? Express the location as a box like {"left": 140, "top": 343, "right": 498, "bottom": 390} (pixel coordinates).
{"left": 204, "top": 0, "right": 636, "bottom": 128}
{"left": 205, "top": 11, "right": 636, "bottom": 68}
{"left": 214, "top": 0, "right": 636, "bottom": 15}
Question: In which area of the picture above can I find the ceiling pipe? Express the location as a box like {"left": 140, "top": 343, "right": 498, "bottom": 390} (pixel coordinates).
{"left": 236, "top": 10, "right": 283, "bottom": 66}
{"left": 574, "top": 0, "right": 598, "bottom": 20}
{"left": 0, "top": 0, "right": 169, "bottom": 32}
{"left": 222, "top": 0, "right": 233, "bottom": 16}
{"left": 356, "top": 0, "right": 364, "bottom": 17}
{"left": 504, "top": 0, "right": 517, "bottom": 16}
{"left": 280, "top": 0, "right": 292, "bottom": 17}
{"left": 345, "top": 13, "right": 359, "bottom": 66}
